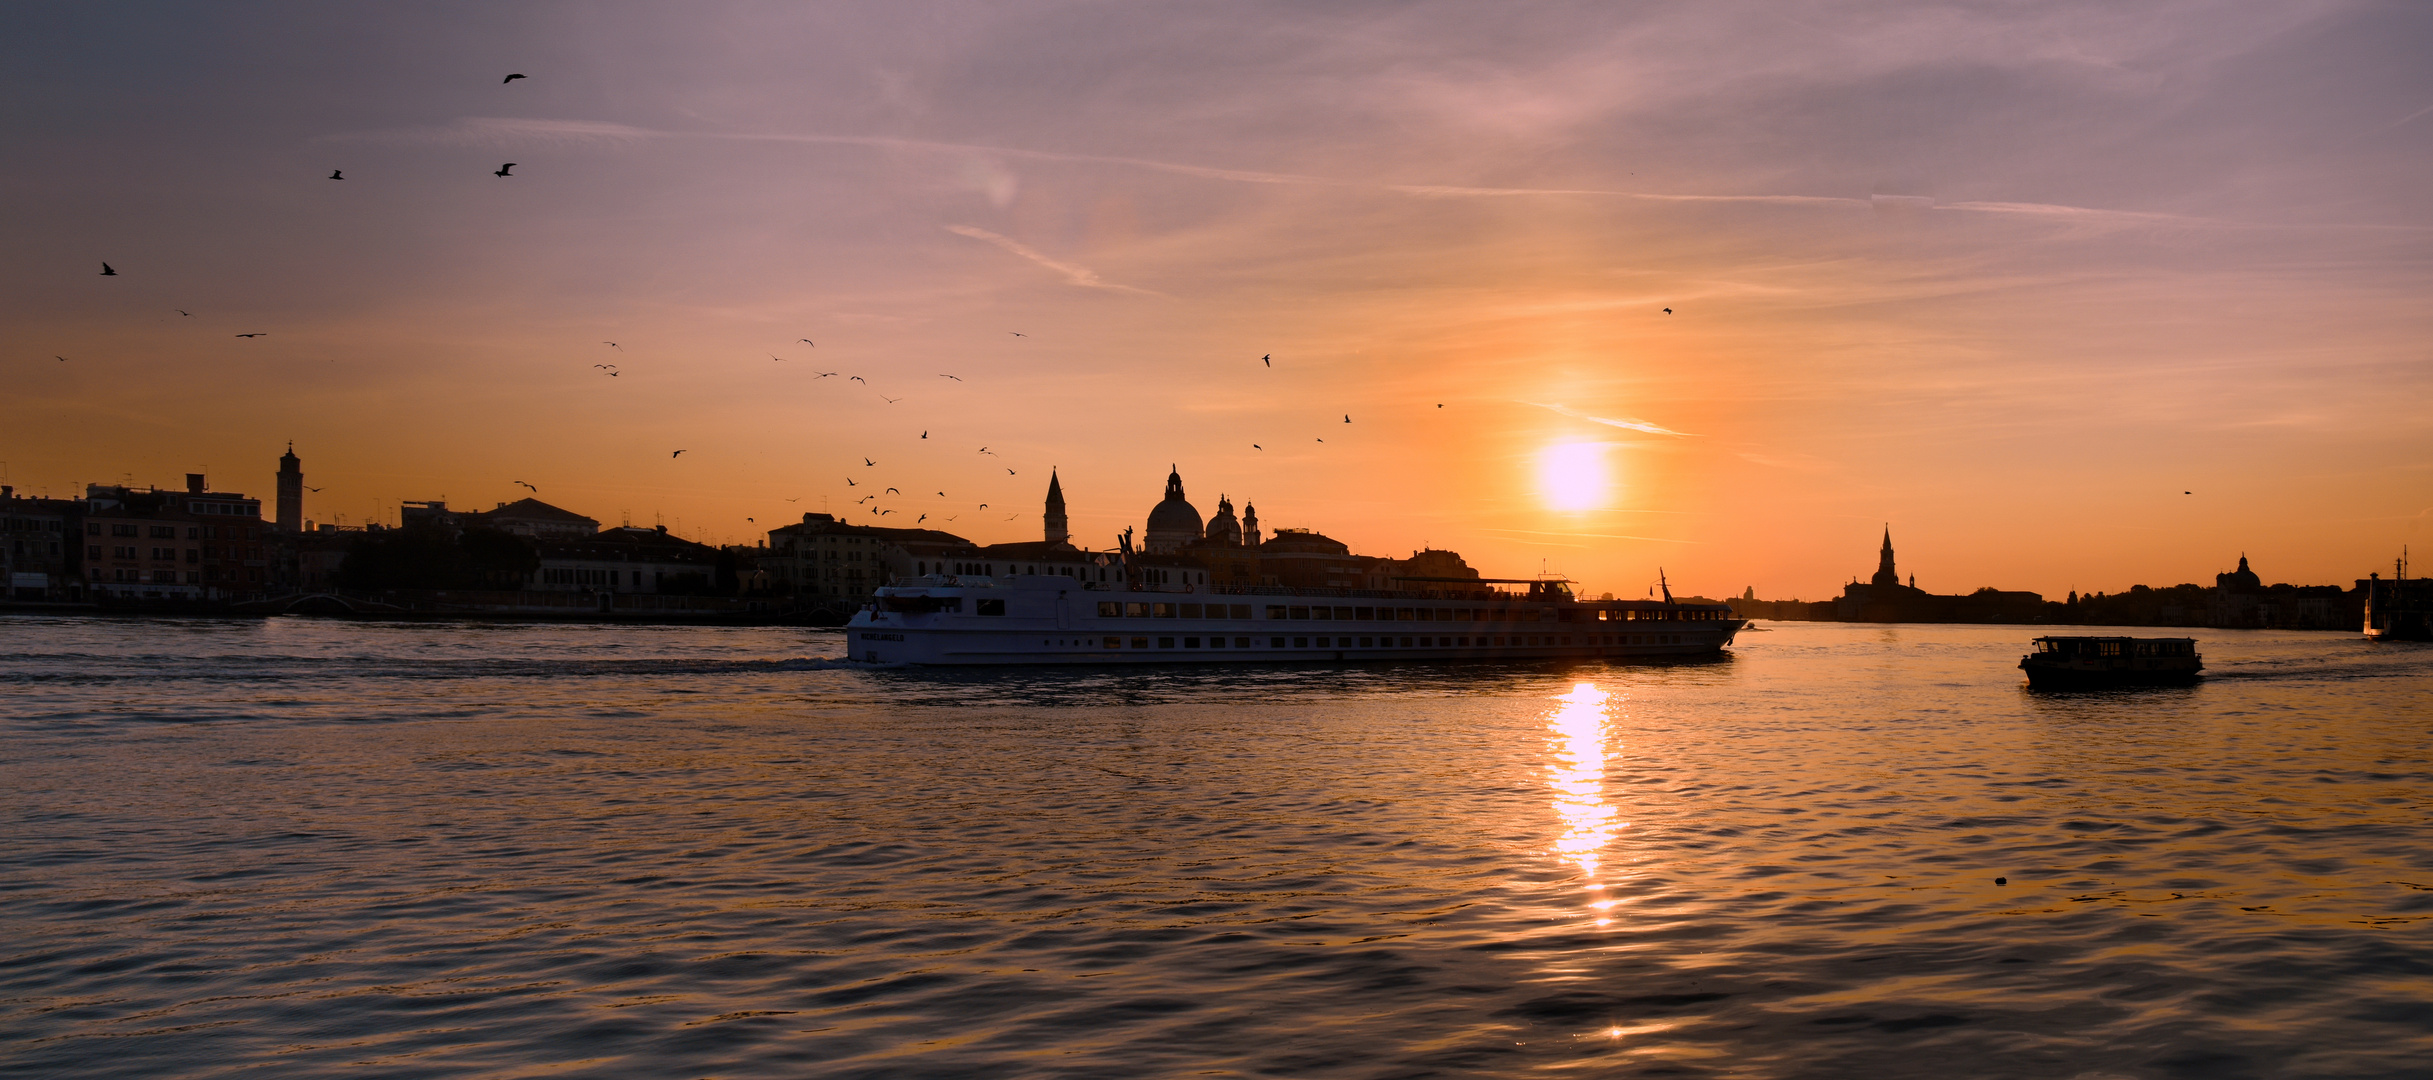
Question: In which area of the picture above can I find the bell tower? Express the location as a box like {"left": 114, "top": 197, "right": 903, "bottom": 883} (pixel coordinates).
{"left": 276, "top": 442, "right": 304, "bottom": 532}
{"left": 1871, "top": 525, "right": 1900, "bottom": 587}
{"left": 1043, "top": 469, "right": 1069, "bottom": 548}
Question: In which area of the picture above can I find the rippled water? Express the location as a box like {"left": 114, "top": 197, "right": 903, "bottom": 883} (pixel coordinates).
{"left": 3, "top": 615, "right": 2429, "bottom": 1078}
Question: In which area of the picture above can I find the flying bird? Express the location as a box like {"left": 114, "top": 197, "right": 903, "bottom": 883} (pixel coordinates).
{"left": 811, "top": 371, "right": 837, "bottom": 379}
{"left": 977, "top": 447, "right": 993, "bottom": 455}
{"left": 845, "top": 477, "right": 857, "bottom": 487}
{"left": 1262, "top": 354, "right": 1270, "bottom": 366}
{"left": 1009, "top": 332, "right": 1025, "bottom": 337}
{"left": 878, "top": 509, "right": 896, "bottom": 516}
{"left": 1316, "top": 438, "right": 1324, "bottom": 443}
{"left": 857, "top": 495, "right": 875, "bottom": 504}
{"left": 502, "top": 73, "right": 526, "bottom": 83}
{"left": 494, "top": 163, "right": 516, "bottom": 177}
{"left": 513, "top": 481, "right": 537, "bottom": 492}
{"left": 100, "top": 263, "right": 117, "bottom": 276}
{"left": 886, "top": 487, "right": 900, "bottom": 495}
{"left": 592, "top": 363, "right": 617, "bottom": 370}
{"left": 746, "top": 517, "right": 754, "bottom": 523}
{"left": 55, "top": 356, "right": 67, "bottom": 362}
{"left": 916, "top": 514, "right": 927, "bottom": 524}
{"left": 303, "top": 485, "right": 322, "bottom": 493}
{"left": 935, "top": 492, "right": 945, "bottom": 497}
{"left": 784, "top": 497, "right": 801, "bottom": 503}
{"left": 770, "top": 354, "right": 787, "bottom": 362}
{"left": 938, "top": 374, "right": 961, "bottom": 381}
{"left": 2185, "top": 491, "right": 2193, "bottom": 495}
{"left": 235, "top": 333, "right": 267, "bottom": 338}
{"left": 848, "top": 376, "right": 865, "bottom": 383}
{"left": 1006, "top": 468, "right": 1016, "bottom": 475}
{"left": 1662, "top": 307, "right": 1672, "bottom": 314}
{"left": 799, "top": 339, "right": 815, "bottom": 346}
{"left": 1251, "top": 443, "right": 1261, "bottom": 449}
{"left": 1344, "top": 414, "right": 1351, "bottom": 423}
{"left": 921, "top": 431, "right": 928, "bottom": 439}
{"left": 604, "top": 342, "right": 621, "bottom": 350}
{"left": 329, "top": 170, "right": 344, "bottom": 180}
{"left": 1436, "top": 404, "right": 1443, "bottom": 408}
{"left": 978, "top": 504, "right": 988, "bottom": 510}
{"left": 670, "top": 449, "right": 685, "bottom": 458}
{"left": 176, "top": 310, "right": 192, "bottom": 316}
{"left": 863, "top": 457, "right": 875, "bottom": 466}
{"left": 1005, "top": 514, "right": 1019, "bottom": 521}
{"left": 880, "top": 395, "right": 901, "bottom": 403}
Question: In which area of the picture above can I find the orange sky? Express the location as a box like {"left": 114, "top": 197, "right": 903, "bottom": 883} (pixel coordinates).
{"left": 6, "top": 3, "right": 2430, "bottom": 600}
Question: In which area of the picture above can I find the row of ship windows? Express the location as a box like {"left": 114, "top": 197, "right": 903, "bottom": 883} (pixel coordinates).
{"left": 1089, "top": 601, "right": 1715, "bottom": 622}
{"left": 85, "top": 568, "right": 263, "bottom": 583}
{"left": 1049, "top": 633, "right": 1696, "bottom": 650}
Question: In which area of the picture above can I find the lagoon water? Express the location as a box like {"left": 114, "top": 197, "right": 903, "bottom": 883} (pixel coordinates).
{"left": 3, "top": 616, "right": 2430, "bottom": 1079}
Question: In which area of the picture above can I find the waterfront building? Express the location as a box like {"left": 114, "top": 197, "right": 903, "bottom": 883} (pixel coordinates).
{"left": 530, "top": 525, "right": 720, "bottom": 594}
{"left": 763, "top": 513, "right": 974, "bottom": 610}
{"left": 466, "top": 498, "right": 602, "bottom": 540}
{"left": 79, "top": 476, "right": 268, "bottom": 600}
{"left": 1, "top": 486, "right": 81, "bottom": 601}
{"left": 1142, "top": 466, "right": 1204, "bottom": 553}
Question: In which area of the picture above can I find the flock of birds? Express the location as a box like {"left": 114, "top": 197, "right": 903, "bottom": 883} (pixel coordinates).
{"left": 60, "top": 69, "right": 1706, "bottom": 538}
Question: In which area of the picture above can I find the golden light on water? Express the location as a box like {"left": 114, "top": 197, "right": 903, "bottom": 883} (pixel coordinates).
{"left": 1537, "top": 442, "right": 1610, "bottom": 512}
{"left": 1547, "top": 681, "right": 1620, "bottom": 886}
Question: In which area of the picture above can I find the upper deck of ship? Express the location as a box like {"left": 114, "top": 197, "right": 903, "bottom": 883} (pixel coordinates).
{"left": 877, "top": 572, "right": 1733, "bottom": 615}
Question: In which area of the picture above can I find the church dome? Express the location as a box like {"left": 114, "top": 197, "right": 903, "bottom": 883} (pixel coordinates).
{"left": 1144, "top": 466, "right": 1203, "bottom": 552}
{"left": 1206, "top": 495, "right": 1241, "bottom": 546}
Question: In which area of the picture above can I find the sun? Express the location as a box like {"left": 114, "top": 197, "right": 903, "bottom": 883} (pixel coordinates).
{"left": 1538, "top": 442, "right": 1610, "bottom": 511}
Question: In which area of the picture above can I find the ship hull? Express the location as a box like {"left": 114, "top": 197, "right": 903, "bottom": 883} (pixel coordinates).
{"left": 844, "top": 576, "right": 1741, "bottom": 666}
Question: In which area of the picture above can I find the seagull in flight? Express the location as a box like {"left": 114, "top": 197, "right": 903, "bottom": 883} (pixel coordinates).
{"left": 503, "top": 73, "right": 527, "bottom": 83}
{"left": 857, "top": 495, "right": 875, "bottom": 504}
{"left": 770, "top": 354, "right": 787, "bottom": 362}
{"left": 878, "top": 509, "right": 896, "bottom": 516}
{"left": 921, "top": 431, "right": 928, "bottom": 439}
{"left": 938, "top": 374, "right": 961, "bottom": 381}
{"left": 916, "top": 514, "right": 927, "bottom": 524}
{"left": 1009, "top": 331, "right": 1025, "bottom": 337}
{"left": 235, "top": 333, "right": 267, "bottom": 338}
{"left": 784, "top": 497, "right": 801, "bottom": 503}
{"left": 846, "top": 477, "right": 857, "bottom": 486}
{"left": 978, "top": 504, "right": 988, "bottom": 510}
{"left": 592, "top": 363, "right": 617, "bottom": 370}
{"left": 513, "top": 480, "right": 538, "bottom": 492}
{"left": 863, "top": 457, "right": 876, "bottom": 466}
{"left": 1344, "top": 414, "right": 1351, "bottom": 423}
{"left": 798, "top": 338, "right": 815, "bottom": 346}
{"left": 100, "top": 263, "right": 118, "bottom": 276}
{"left": 811, "top": 371, "right": 837, "bottom": 379}
{"left": 1662, "top": 307, "right": 1672, "bottom": 314}
{"left": 604, "top": 342, "right": 622, "bottom": 350}
{"left": 670, "top": 449, "right": 685, "bottom": 458}
{"left": 329, "top": 170, "right": 344, "bottom": 180}
{"left": 55, "top": 355, "right": 68, "bottom": 362}
{"left": 935, "top": 491, "right": 946, "bottom": 497}
{"left": 176, "top": 310, "right": 192, "bottom": 316}
{"left": 494, "top": 163, "right": 516, "bottom": 177}
{"left": 1261, "top": 354, "right": 1271, "bottom": 366}
{"left": 1006, "top": 468, "right": 1016, "bottom": 475}
{"left": 885, "top": 487, "right": 901, "bottom": 495}
{"left": 978, "top": 447, "right": 994, "bottom": 455}
{"left": 303, "top": 485, "right": 322, "bottom": 493}
{"left": 848, "top": 376, "right": 865, "bottom": 383}
{"left": 880, "top": 394, "right": 901, "bottom": 403}
{"left": 1251, "top": 443, "right": 1261, "bottom": 449}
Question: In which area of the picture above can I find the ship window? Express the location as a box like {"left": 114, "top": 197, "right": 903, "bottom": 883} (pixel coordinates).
{"left": 977, "top": 599, "right": 1005, "bottom": 616}
{"left": 1235, "top": 637, "right": 1251, "bottom": 648}
{"left": 1292, "top": 636, "right": 1308, "bottom": 647}
{"left": 1270, "top": 636, "right": 1285, "bottom": 648}
{"left": 1158, "top": 637, "right": 1175, "bottom": 648}
{"left": 1229, "top": 604, "right": 1252, "bottom": 619}
{"left": 1309, "top": 606, "right": 1329, "bottom": 620}
{"left": 1396, "top": 608, "right": 1415, "bottom": 620}
{"left": 1128, "top": 602, "right": 1151, "bottom": 617}
{"left": 1181, "top": 603, "right": 1203, "bottom": 618}
{"left": 1104, "top": 636, "right": 1121, "bottom": 648}
{"left": 1359, "top": 636, "right": 1374, "bottom": 647}
{"left": 1099, "top": 602, "right": 1120, "bottom": 617}
{"left": 1267, "top": 606, "right": 1288, "bottom": 620}
{"left": 1132, "top": 637, "right": 1150, "bottom": 649}
{"left": 1289, "top": 606, "right": 1309, "bottom": 619}
{"left": 1154, "top": 603, "right": 1176, "bottom": 618}
{"left": 1331, "top": 606, "right": 1351, "bottom": 619}
{"left": 1354, "top": 606, "right": 1374, "bottom": 620}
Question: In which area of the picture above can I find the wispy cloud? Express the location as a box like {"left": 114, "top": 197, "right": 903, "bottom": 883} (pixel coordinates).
{"left": 1478, "top": 528, "right": 1699, "bottom": 544}
{"left": 1526, "top": 402, "right": 1696, "bottom": 436}
{"left": 943, "top": 225, "right": 1159, "bottom": 295}
{"left": 321, "top": 116, "right": 658, "bottom": 149}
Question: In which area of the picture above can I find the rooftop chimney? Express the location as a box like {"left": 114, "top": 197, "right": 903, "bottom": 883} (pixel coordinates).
{"left": 186, "top": 474, "right": 206, "bottom": 494}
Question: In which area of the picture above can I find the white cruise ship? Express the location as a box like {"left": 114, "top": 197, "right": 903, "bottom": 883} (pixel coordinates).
{"left": 845, "top": 575, "right": 1743, "bottom": 665}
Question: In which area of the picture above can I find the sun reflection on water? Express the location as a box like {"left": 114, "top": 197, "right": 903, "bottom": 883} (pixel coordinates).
{"left": 1546, "top": 682, "right": 1621, "bottom": 920}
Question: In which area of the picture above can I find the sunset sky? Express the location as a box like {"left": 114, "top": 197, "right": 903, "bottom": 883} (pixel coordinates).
{"left": 6, "top": 2, "right": 2429, "bottom": 600}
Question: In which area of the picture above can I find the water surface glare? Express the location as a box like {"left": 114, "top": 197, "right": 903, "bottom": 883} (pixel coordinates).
{"left": 4, "top": 616, "right": 2430, "bottom": 1078}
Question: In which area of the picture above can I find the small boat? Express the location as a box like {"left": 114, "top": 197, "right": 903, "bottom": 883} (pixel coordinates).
{"left": 2019, "top": 635, "right": 2202, "bottom": 687}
